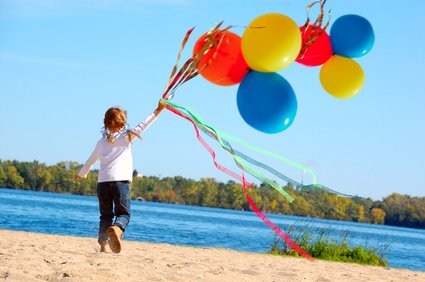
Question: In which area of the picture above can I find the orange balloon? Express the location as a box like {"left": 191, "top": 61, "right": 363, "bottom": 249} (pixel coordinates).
{"left": 193, "top": 30, "right": 250, "bottom": 86}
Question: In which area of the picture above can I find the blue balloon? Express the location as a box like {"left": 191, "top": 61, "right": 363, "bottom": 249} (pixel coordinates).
{"left": 237, "top": 71, "right": 297, "bottom": 134}
{"left": 330, "top": 14, "right": 375, "bottom": 58}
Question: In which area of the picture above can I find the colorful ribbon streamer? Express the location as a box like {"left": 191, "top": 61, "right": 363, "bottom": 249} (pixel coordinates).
{"left": 162, "top": 99, "right": 315, "bottom": 261}
{"left": 163, "top": 100, "right": 351, "bottom": 198}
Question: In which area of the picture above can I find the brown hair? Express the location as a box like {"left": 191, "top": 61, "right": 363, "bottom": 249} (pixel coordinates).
{"left": 104, "top": 107, "right": 127, "bottom": 143}
{"left": 103, "top": 107, "right": 140, "bottom": 143}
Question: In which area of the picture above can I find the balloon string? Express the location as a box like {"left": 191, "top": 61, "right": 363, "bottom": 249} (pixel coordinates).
{"left": 164, "top": 27, "right": 195, "bottom": 95}
{"left": 167, "top": 100, "right": 316, "bottom": 179}
{"left": 163, "top": 99, "right": 294, "bottom": 202}
{"left": 164, "top": 99, "right": 354, "bottom": 199}
{"left": 163, "top": 100, "right": 322, "bottom": 189}
{"left": 164, "top": 103, "right": 246, "bottom": 183}
{"left": 162, "top": 22, "right": 233, "bottom": 101}
{"left": 161, "top": 98, "right": 353, "bottom": 200}
{"left": 299, "top": 0, "right": 332, "bottom": 59}
{"left": 163, "top": 101, "right": 314, "bottom": 261}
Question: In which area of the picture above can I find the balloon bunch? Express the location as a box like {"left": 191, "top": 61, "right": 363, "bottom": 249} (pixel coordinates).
{"left": 157, "top": 1, "right": 367, "bottom": 261}
{"left": 193, "top": 0, "right": 374, "bottom": 133}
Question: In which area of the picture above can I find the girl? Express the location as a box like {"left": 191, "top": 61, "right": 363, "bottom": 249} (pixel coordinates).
{"left": 76, "top": 102, "right": 165, "bottom": 253}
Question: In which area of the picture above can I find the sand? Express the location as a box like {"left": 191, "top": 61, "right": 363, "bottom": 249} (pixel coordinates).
{"left": 0, "top": 229, "right": 424, "bottom": 282}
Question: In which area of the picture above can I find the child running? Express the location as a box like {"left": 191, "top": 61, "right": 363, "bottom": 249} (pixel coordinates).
{"left": 76, "top": 101, "right": 165, "bottom": 253}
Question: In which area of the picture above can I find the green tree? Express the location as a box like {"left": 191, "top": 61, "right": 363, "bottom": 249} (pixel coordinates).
{"left": 380, "top": 193, "right": 425, "bottom": 228}
{"left": 0, "top": 164, "right": 6, "bottom": 186}
{"left": 221, "top": 181, "right": 245, "bottom": 210}
{"left": 182, "top": 180, "right": 201, "bottom": 205}
{"left": 198, "top": 178, "right": 219, "bottom": 207}
{"left": 5, "top": 164, "right": 24, "bottom": 188}
{"left": 35, "top": 166, "right": 52, "bottom": 191}
{"left": 370, "top": 207, "right": 386, "bottom": 224}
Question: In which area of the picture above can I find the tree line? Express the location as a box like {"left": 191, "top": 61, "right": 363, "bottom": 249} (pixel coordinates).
{"left": 1, "top": 159, "right": 424, "bottom": 229}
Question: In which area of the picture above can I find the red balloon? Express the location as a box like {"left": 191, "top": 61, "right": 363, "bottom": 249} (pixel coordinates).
{"left": 193, "top": 30, "right": 249, "bottom": 86}
{"left": 296, "top": 25, "right": 333, "bottom": 67}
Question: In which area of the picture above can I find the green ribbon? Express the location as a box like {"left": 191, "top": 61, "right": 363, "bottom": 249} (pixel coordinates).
{"left": 162, "top": 99, "right": 353, "bottom": 202}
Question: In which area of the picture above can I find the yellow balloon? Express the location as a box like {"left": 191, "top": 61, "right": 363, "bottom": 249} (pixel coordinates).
{"left": 242, "top": 13, "right": 301, "bottom": 72}
{"left": 319, "top": 55, "right": 365, "bottom": 99}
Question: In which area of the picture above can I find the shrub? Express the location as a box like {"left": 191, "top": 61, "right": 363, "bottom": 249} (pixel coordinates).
{"left": 270, "top": 224, "right": 389, "bottom": 267}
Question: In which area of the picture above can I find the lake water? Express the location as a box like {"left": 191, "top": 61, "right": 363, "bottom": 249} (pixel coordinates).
{"left": 0, "top": 188, "right": 424, "bottom": 272}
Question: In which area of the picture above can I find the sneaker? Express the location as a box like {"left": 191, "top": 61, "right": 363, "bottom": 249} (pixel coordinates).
{"left": 106, "top": 225, "right": 123, "bottom": 253}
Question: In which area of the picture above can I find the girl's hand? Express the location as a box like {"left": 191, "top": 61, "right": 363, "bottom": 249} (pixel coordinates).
{"left": 154, "top": 101, "right": 165, "bottom": 116}
{"left": 75, "top": 175, "right": 84, "bottom": 180}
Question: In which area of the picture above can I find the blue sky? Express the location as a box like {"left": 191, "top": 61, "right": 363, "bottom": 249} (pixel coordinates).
{"left": 1, "top": 0, "right": 424, "bottom": 200}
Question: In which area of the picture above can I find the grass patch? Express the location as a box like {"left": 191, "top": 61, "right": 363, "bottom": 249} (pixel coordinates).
{"left": 271, "top": 224, "right": 389, "bottom": 267}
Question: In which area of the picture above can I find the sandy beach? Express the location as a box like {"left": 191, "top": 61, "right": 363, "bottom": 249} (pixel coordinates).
{"left": 0, "top": 229, "right": 423, "bottom": 282}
